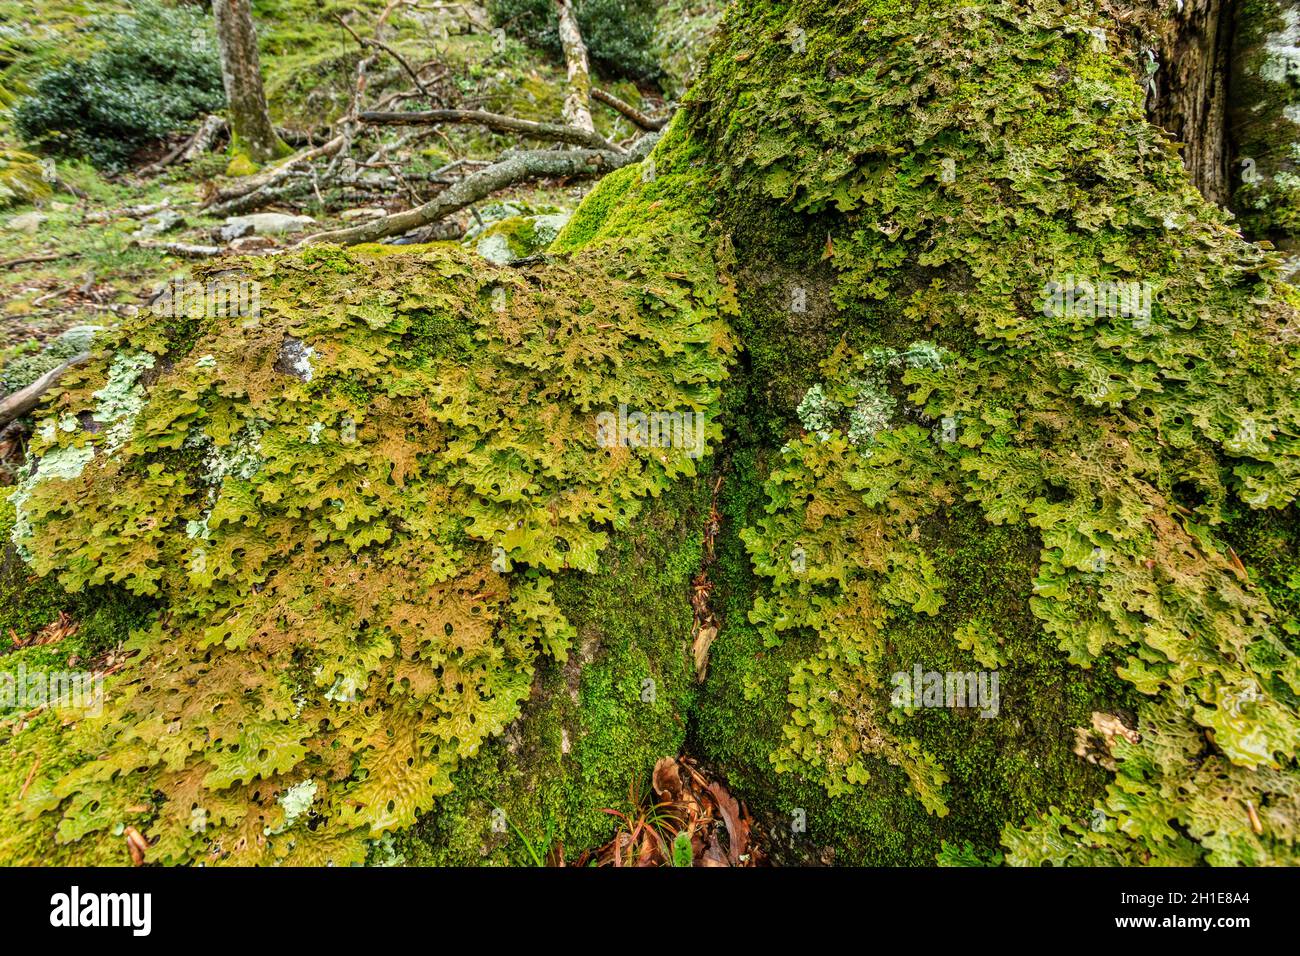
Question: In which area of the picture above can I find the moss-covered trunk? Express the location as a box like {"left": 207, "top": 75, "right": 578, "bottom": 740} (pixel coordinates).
{"left": 1228, "top": 0, "right": 1300, "bottom": 266}
{"left": 3, "top": 0, "right": 1299, "bottom": 868}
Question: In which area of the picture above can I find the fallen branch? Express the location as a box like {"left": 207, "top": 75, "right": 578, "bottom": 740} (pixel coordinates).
{"left": 132, "top": 240, "right": 222, "bottom": 258}
{"left": 0, "top": 252, "right": 65, "bottom": 269}
{"left": 201, "top": 135, "right": 346, "bottom": 211}
{"left": 84, "top": 200, "right": 173, "bottom": 224}
{"left": 359, "top": 109, "right": 619, "bottom": 151}
{"left": 138, "top": 114, "right": 227, "bottom": 177}
{"left": 296, "top": 134, "right": 657, "bottom": 247}
{"left": 592, "top": 88, "right": 669, "bottom": 131}
{"left": 181, "top": 114, "right": 230, "bottom": 162}
{"left": 0, "top": 354, "right": 91, "bottom": 429}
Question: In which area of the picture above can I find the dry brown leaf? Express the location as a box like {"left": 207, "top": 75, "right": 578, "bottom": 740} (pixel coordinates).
{"left": 707, "top": 781, "right": 748, "bottom": 865}
{"left": 652, "top": 756, "right": 684, "bottom": 802}
{"left": 693, "top": 625, "right": 717, "bottom": 681}
{"left": 700, "top": 832, "right": 729, "bottom": 867}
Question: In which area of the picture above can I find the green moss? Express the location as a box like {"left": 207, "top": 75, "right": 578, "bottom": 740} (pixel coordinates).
{"left": 1, "top": 195, "right": 734, "bottom": 863}
{"left": 6, "top": 0, "right": 1300, "bottom": 870}
{"left": 396, "top": 477, "right": 707, "bottom": 864}
{"left": 682, "top": 0, "right": 1300, "bottom": 865}
{"left": 224, "top": 153, "right": 260, "bottom": 178}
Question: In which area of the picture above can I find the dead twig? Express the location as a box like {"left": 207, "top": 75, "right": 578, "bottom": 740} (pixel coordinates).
{"left": 592, "top": 88, "right": 669, "bottom": 131}
{"left": 0, "top": 252, "right": 64, "bottom": 269}
{"left": 19, "top": 757, "right": 39, "bottom": 801}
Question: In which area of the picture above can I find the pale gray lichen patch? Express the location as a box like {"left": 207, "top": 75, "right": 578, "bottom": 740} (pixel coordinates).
{"left": 797, "top": 342, "right": 949, "bottom": 450}
{"left": 9, "top": 443, "right": 97, "bottom": 559}
{"left": 92, "top": 350, "right": 156, "bottom": 454}
{"left": 202, "top": 421, "right": 267, "bottom": 485}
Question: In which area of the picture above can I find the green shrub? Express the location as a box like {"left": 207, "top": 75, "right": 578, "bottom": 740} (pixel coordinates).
{"left": 13, "top": 1, "right": 224, "bottom": 170}
{"left": 487, "top": 0, "right": 661, "bottom": 82}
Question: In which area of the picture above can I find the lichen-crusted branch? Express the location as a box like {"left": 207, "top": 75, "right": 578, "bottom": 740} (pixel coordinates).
{"left": 202, "top": 135, "right": 345, "bottom": 215}
{"left": 555, "top": 0, "right": 595, "bottom": 135}
{"left": 295, "top": 134, "right": 658, "bottom": 247}
{"left": 360, "top": 109, "right": 620, "bottom": 152}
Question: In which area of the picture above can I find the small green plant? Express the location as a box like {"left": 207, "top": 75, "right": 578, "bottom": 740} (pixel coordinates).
{"left": 492, "top": 805, "right": 547, "bottom": 867}
{"left": 13, "top": 1, "right": 224, "bottom": 170}
{"left": 598, "top": 778, "right": 685, "bottom": 866}
{"left": 670, "top": 829, "right": 693, "bottom": 867}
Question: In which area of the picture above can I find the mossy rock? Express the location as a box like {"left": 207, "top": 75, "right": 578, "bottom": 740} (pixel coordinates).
{"left": 471, "top": 212, "right": 572, "bottom": 265}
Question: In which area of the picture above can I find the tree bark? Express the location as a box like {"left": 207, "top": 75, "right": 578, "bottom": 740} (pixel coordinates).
{"left": 212, "top": 0, "right": 285, "bottom": 165}
{"left": 1148, "top": 0, "right": 1235, "bottom": 207}
{"left": 555, "top": 0, "right": 595, "bottom": 135}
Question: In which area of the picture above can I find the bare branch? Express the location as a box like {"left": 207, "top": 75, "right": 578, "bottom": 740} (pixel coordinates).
{"left": 138, "top": 114, "right": 225, "bottom": 178}
{"left": 591, "top": 88, "right": 669, "bottom": 131}
{"left": 555, "top": 0, "right": 594, "bottom": 134}
{"left": 295, "top": 134, "right": 658, "bottom": 248}
{"left": 359, "top": 109, "right": 619, "bottom": 151}
{"left": 202, "top": 135, "right": 346, "bottom": 213}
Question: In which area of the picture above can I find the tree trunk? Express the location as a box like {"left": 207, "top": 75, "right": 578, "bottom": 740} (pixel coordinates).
{"left": 1148, "top": 0, "right": 1235, "bottom": 206}
{"left": 212, "top": 0, "right": 285, "bottom": 167}
{"left": 555, "top": 0, "right": 595, "bottom": 134}
{"left": 5, "top": 0, "right": 1300, "bottom": 870}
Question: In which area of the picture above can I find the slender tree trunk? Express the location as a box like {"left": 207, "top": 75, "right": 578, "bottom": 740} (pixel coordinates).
{"left": 212, "top": 0, "right": 285, "bottom": 166}
{"left": 555, "top": 0, "right": 595, "bottom": 134}
{"left": 1227, "top": 0, "right": 1300, "bottom": 267}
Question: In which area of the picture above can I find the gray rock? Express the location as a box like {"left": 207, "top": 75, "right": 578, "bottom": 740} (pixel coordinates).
{"left": 223, "top": 213, "right": 316, "bottom": 236}
{"left": 274, "top": 336, "right": 316, "bottom": 381}
{"left": 131, "top": 210, "right": 185, "bottom": 239}
{"left": 6, "top": 211, "right": 47, "bottom": 233}
{"left": 219, "top": 220, "right": 254, "bottom": 242}
{"left": 339, "top": 207, "right": 386, "bottom": 221}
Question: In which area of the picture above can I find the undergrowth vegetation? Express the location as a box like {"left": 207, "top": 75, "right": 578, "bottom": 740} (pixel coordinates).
{"left": 12, "top": 1, "right": 223, "bottom": 169}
